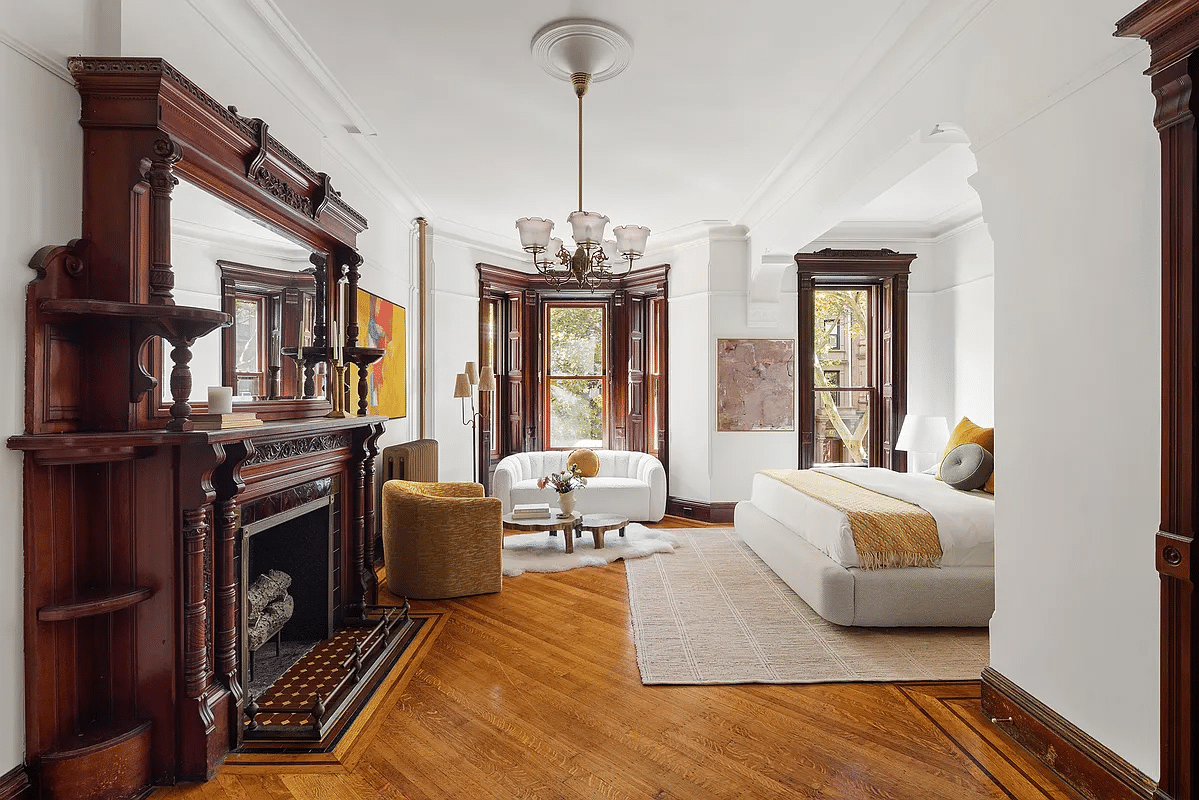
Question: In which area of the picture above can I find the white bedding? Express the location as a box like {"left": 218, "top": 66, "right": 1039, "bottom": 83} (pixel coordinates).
{"left": 749, "top": 467, "right": 994, "bottom": 568}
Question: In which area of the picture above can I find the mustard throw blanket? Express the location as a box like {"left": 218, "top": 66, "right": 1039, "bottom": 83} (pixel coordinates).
{"left": 759, "top": 469, "right": 942, "bottom": 569}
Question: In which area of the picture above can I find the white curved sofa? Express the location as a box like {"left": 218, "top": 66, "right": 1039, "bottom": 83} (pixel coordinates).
{"left": 491, "top": 450, "right": 667, "bottom": 522}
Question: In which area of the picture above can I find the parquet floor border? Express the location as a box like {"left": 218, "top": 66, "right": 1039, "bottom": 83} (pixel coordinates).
{"left": 153, "top": 519, "right": 1084, "bottom": 799}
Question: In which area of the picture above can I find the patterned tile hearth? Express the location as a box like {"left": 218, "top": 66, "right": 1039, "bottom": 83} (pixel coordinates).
{"left": 236, "top": 610, "right": 441, "bottom": 756}
{"left": 250, "top": 628, "right": 365, "bottom": 728}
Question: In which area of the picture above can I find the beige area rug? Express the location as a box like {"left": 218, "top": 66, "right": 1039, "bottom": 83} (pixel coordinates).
{"left": 625, "top": 529, "right": 989, "bottom": 685}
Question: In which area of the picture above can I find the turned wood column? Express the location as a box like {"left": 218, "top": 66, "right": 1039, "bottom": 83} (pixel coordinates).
{"left": 345, "top": 250, "right": 363, "bottom": 349}
{"left": 349, "top": 423, "right": 384, "bottom": 614}
{"left": 144, "top": 137, "right": 181, "bottom": 306}
{"left": 311, "top": 252, "right": 329, "bottom": 350}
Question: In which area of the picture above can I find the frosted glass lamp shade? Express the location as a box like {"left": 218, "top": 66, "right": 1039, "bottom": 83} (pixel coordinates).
{"left": 613, "top": 224, "right": 650, "bottom": 257}
{"left": 464, "top": 361, "right": 478, "bottom": 386}
{"left": 567, "top": 211, "right": 610, "bottom": 245}
{"left": 477, "top": 370, "right": 496, "bottom": 392}
{"left": 453, "top": 373, "right": 471, "bottom": 399}
{"left": 516, "top": 217, "right": 554, "bottom": 252}
{"left": 600, "top": 238, "right": 618, "bottom": 261}
{"left": 895, "top": 415, "right": 950, "bottom": 453}
{"left": 536, "top": 237, "right": 563, "bottom": 268}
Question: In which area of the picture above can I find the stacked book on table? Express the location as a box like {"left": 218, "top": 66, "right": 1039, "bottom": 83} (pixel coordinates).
{"left": 189, "top": 412, "right": 264, "bottom": 430}
{"left": 511, "top": 502, "right": 551, "bottom": 519}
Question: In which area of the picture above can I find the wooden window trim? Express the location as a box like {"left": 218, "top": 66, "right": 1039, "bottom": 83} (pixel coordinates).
{"left": 796, "top": 249, "right": 914, "bottom": 471}
{"left": 476, "top": 263, "right": 670, "bottom": 493}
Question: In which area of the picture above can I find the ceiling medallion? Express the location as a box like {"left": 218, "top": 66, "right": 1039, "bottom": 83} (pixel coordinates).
{"left": 516, "top": 19, "right": 649, "bottom": 290}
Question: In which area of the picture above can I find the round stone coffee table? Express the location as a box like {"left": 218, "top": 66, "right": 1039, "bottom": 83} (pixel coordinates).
{"left": 502, "top": 511, "right": 582, "bottom": 553}
{"left": 577, "top": 514, "right": 629, "bottom": 549}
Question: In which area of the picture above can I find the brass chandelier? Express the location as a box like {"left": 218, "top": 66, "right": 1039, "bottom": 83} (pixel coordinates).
{"left": 515, "top": 19, "right": 650, "bottom": 290}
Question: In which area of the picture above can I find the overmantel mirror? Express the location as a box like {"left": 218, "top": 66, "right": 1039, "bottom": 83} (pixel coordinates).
{"left": 169, "top": 180, "right": 327, "bottom": 412}
{"left": 55, "top": 56, "right": 383, "bottom": 432}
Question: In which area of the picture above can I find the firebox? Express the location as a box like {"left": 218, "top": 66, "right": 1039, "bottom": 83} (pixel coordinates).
{"left": 239, "top": 480, "right": 336, "bottom": 696}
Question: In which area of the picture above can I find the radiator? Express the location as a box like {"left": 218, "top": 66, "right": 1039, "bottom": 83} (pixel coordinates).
{"left": 374, "top": 440, "right": 438, "bottom": 562}
{"left": 381, "top": 439, "right": 439, "bottom": 483}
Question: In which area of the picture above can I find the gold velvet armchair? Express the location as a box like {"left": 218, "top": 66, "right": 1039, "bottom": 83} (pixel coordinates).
{"left": 381, "top": 479, "right": 503, "bottom": 599}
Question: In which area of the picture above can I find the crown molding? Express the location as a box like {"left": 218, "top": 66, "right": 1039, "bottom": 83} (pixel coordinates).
{"left": 183, "top": 0, "right": 433, "bottom": 219}
{"left": 640, "top": 221, "right": 744, "bottom": 258}
{"left": 0, "top": 27, "right": 71, "bottom": 84}
{"left": 972, "top": 39, "right": 1148, "bottom": 153}
{"left": 735, "top": 0, "right": 996, "bottom": 229}
{"left": 819, "top": 207, "right": 984, "bottom": 245}
{"left": 243, "top": 0, "right": 377, "bottom": 135}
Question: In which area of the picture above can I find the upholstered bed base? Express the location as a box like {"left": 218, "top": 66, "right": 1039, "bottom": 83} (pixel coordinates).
{"left": 734, "top": 501, "right": 994, "bottom": 627}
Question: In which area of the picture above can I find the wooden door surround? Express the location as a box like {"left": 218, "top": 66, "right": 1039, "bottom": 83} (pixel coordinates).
{"left": 6, "top": 58, "right": 389, "bottom": 798}
{"left": 794, "top": 249, "right": 914, "bottom": 472}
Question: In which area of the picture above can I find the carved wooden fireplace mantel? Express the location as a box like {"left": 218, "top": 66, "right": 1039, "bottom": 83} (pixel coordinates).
{"left": 8, "top": 58, "right": 396, "bottom": 798}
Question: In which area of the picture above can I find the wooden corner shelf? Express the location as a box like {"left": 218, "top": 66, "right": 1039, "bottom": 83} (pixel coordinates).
{"left": 37, "top": 586, "right": 154, "bottom": 622}
{"left": 39, "top": 298, "right": 230, "bottom": 339}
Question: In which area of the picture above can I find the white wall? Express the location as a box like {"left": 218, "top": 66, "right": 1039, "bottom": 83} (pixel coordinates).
{"left": 977, "top": 54, "right": 1160, "bottom": 775}
{"left": 664, "top": 236, "right": 714, "bottom": 501}
{"left": 427, "top": 233, "right": 528, "bottom": 482}
{"left": 906, "top": 223, "right": 997, "bottom": 441}
{"left": 0, "top": 44, "right": 82, "bottom": 775}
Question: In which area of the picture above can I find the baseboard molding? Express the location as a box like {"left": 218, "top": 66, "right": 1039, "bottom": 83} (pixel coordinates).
{"left": 980, "top": 667, "right": 1156, "bottom": 800}
{"left": 0, "top": 764, "right": 31, "bottom": 799}
{"left": 665, "top": 497, "right": 736, "bottom": 524}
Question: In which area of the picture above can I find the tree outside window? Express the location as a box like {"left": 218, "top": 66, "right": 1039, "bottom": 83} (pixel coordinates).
{"left": 814, "top": 289, "right": 870, "bottom": 463}
{"left": 545, "top": 304, "right": 606, "bottom": 448}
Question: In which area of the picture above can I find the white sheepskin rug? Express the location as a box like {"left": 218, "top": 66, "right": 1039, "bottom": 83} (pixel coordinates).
{"left": 502, "top": 523, "right": 679, "bottom": 577}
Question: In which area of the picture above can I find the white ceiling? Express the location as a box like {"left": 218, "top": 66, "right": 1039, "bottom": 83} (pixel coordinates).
{"left": 267, "top": 0, "right": 975, "bottom": 243}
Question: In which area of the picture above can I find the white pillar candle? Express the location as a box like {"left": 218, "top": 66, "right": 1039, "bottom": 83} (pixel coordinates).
{"left": 208, "top": 386, "right": 233, "bottom": 415}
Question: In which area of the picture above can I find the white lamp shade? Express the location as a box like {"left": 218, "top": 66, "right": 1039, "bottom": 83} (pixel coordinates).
{"left": 600, "top": 238, "right": 618, "bottom": 261}
{"left": 453, "top": 373, "right": 471, "bottom": 398}
{"left": 516, "top": 217, "right": 554, "bottom": 252}
{"left": 536, "top": 237, "right": 563, "bottom": 267}
{"left": 613, "top": 224, "right": 650, "bottom": 256}
{"left": 567, "top": 211, "right": 609, "bottom": 245}
{"left": 895, "top": 415, "right": 950, "bottom": 453}
{"left": 477, "top": 370, "right": 496, "bottom": 392}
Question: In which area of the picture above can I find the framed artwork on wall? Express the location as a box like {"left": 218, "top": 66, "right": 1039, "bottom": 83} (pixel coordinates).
{"left": 356, "top": 287, "right": 407, "bottom": 418}
{"left": 716, "top": 338, "right": 795, "bottom": 431}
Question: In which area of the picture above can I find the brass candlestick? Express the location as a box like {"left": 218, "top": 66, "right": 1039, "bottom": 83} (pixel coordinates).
{"left": 324, "top": 358, "right": 352, "bottom": 419}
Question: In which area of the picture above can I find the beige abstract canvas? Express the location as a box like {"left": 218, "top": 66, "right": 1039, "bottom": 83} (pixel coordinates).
{"left": 716, "top": 338, "right": 795, "bottom": 431}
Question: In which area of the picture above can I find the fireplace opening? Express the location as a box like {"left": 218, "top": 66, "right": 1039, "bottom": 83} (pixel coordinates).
{"left": 241, "top": 495, "right": 333, "bottom": 697}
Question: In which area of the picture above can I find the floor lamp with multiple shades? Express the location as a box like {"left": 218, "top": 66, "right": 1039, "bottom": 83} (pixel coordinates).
{"left": 453, "top": 361, "right": 496, "bottom": 483}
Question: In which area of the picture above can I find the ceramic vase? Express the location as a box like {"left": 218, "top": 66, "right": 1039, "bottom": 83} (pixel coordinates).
{"left": 558, "top": 490, "right": 576, "bottom": 516}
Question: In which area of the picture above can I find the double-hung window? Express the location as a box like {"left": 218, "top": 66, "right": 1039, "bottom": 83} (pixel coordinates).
{"left": 544, "top": 303, "right": 607, "bottom": 448}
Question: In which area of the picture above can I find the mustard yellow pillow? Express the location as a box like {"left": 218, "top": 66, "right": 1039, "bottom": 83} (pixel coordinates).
{"left": 566, "top": 448, "right": 600, "bottom": 478}
{"left": 938, "top": 417, "right": 994, "bottom": 483}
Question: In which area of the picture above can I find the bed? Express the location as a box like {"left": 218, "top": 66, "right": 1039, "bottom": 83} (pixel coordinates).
{"left": 734, "top": 466, "right": 994, "bottom": 627}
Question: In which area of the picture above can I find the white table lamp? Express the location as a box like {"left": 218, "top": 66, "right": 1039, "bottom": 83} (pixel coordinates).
{"left": 895, "top": 415, "right": 950, "bottom": 472}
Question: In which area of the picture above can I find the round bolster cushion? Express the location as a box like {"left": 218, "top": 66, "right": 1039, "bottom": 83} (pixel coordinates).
{"left": 940, "top": 443, "right": 994, "bottom": 491}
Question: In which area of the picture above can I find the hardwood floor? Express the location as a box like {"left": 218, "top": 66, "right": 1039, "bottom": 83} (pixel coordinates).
{"left": 154, "top": 518, "right": 1078, "bottom": 799}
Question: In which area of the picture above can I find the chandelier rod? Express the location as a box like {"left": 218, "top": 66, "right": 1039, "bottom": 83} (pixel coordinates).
{"left": 572, "top": 72, "right": 590, "bottom": 214}
{"left": 578, "top": 90, "right": 583, "bottom": 212}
